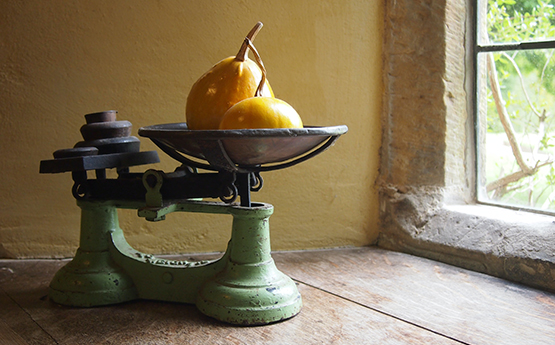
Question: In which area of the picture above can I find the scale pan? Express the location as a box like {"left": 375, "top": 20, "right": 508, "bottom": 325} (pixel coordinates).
{"left": 139, "top": 123, "right": 347, "bottom": 172}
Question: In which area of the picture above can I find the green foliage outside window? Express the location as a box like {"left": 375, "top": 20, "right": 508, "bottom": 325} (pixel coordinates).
{"left": 482, "top": 0, "right": 555, "bottom": 210}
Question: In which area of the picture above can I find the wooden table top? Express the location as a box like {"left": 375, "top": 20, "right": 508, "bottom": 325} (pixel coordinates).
{"left": 1, "top": 247, "right": 554, "bottom": 344}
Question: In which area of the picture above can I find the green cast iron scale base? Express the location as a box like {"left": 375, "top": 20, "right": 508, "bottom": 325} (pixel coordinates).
{"left": 40, "top": 111, "right": 347, "bottom": 326}
{"left": 49, "top": 199, "right": 301, "bottom": 325}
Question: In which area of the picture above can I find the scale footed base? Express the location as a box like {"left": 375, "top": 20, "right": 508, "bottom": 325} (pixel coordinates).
{"left": 49, "top": 249, "right": 138, "bottom": 307}
{"left": 48, "top": 200, "right": 301, "bottom": 325}
{"left": 49, "top": 202, "right": 138, "bottom": 307}
{"left": 197, "top": 258, "right": 302, "bottom": 325}
{"left": 195, "top": 202, "right": 302, "bottom": 324}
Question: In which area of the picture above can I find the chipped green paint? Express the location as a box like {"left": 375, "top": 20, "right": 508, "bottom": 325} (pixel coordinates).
{"left": 49, "top": 199, "right": 302, "bottom": 325}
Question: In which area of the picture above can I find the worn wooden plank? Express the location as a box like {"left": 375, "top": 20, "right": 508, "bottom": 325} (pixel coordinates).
{"left": 0, "top": 319, "right": 28, "bottom": 345}
{"left": 0, "top": 259, "right": 462, "bottom": 345}
{"left": 273, "top": 247, "right": 555, "bottom": 345}
{"left": 1, "top": 262, "right": 61, "bottom": 345}
{"left": 39, "top": 285, "right": 463, "bottom": 345}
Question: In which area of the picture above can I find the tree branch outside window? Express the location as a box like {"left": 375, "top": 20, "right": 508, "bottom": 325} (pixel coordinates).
{"left": 478, "top": 0, "right": 555, "bottom": 211}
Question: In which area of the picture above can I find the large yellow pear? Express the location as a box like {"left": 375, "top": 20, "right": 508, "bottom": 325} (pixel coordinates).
{"left": 186, "top": 22, "right": 274, "bottom": 130}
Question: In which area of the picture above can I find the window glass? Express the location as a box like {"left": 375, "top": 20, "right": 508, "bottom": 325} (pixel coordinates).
{"left": 477, "top": 0, "right": 555, "bottom": 212}
{"left": 486, "top": 0, "right": 555, "bottom": 44}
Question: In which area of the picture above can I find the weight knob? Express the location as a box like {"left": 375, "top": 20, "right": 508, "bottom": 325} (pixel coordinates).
{"left": 84, "top": 110, "right": 117, "bottom": 124}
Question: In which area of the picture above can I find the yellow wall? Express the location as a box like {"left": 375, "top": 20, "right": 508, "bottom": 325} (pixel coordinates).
{"left": 0, "top": 0, "right": 382, "bottom": 258}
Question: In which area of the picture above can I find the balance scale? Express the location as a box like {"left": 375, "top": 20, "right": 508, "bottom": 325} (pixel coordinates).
{"left": 40, "top": 110, "right": 347, "bottom": 325}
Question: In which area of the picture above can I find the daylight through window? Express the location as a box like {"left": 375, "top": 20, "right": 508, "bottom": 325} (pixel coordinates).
{"left": 476, "top": 0, "right": 555, "bottom": 213}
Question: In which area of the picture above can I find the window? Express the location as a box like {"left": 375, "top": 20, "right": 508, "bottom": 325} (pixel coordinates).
{"left": 380, "top": 0, "right": 555, "bottom": 293}
{"left": 476, "top": 0, "right": 555, "bottom": 213}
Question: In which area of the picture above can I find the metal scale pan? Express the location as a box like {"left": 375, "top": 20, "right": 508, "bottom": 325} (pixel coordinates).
{"left": 138, "top": 123, "right": 348, "bottom": 173}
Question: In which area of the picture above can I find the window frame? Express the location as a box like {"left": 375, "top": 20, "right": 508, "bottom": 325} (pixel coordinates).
{"left": 378, "top": 0, "right": 555, "bottom": 293}
{"left": 473, "top": 0, "right": 555, "bottom": 215}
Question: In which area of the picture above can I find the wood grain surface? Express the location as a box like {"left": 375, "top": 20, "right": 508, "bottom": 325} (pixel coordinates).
{"left": 274, "top": 247, "right": 555, "bottom": 345}
{"left": 2, "top": 247, "right": 554, "bottom": 344}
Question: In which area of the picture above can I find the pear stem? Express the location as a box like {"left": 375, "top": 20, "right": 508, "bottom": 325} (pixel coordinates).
{"left": 235, "top": 22, "right": 263, "bottom": 62}
{"left": 244, "top": 38, "right": 267, "bottom": 97}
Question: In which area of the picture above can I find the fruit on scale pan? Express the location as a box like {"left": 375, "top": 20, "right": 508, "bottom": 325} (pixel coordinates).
{"left": 219, "top": 36, "right": 303, "bottom": 130}
{"left": 186, "top": 22, "right": 274, "bottom": 130}
{"left": 219, "top": 96, "right": 303, "bottom": 130}
{"left": 186, "top": 22, "right": 303, "bottom": 130}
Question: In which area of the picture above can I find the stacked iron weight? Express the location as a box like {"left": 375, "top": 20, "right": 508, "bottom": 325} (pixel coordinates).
{"left": 53, "top": 110, "right": 139, "bottom": 159}
{"left": 41, "top": 111, "right": 160, "bottom": 199}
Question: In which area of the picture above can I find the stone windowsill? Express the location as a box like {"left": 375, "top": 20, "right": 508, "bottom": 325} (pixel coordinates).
{"left": 378, "top": 193, "right": 555, "bottom": 292}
